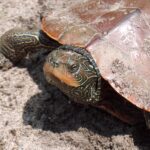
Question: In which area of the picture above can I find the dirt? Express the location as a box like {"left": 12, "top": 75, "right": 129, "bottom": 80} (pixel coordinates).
{"left": 144, "top": 36, "right": 150, "bottom": 56}
{"left": 0, "top": 0, "right": 150, "bottom": 150}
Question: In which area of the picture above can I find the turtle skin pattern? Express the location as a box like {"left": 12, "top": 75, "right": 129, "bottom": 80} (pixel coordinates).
{"left": 0, "top": 28, "right": 59, "bottom": 70}
{"left": 44, "top": 45, "right": 101, "bottom": 104}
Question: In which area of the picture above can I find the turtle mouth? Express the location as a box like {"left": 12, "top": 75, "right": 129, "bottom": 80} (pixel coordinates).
{"left": 43, "top": 63, "right": 55, "bottom": 84}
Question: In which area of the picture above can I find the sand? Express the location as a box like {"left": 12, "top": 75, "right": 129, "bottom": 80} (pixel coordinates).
{"left": 0, "top": 0, "right": 150, "bottom": 149}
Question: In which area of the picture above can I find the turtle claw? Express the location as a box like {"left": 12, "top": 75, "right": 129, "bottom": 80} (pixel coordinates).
{"left": 0, "top": 52, "right": 13, "bottom": 71}
{"left": 144, "top": 111, "right": 150, "bottom": 129}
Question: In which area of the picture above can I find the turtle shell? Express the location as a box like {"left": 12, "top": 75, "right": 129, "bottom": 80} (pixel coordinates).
{"left": 42, "top": 0, "right": 150, "bottom": 111}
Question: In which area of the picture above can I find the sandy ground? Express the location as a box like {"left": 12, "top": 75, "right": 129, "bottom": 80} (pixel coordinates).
{"left": 0, "top": 0, "right": 150, "bottom": 150}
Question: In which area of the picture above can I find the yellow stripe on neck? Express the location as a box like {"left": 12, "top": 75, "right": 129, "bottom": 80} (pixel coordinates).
{"left": 44, "top": 63, "right": 80, "bottom": 87}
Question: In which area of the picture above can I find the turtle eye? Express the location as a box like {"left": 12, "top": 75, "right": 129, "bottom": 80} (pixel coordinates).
{"left": 69, "top": 64, "right": 79, "bottom": 73}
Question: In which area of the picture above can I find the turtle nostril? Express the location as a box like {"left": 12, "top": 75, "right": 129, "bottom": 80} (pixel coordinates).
{"left": 48, "top": 56, "right": 53, "bottom": 63}
{"left": 53, "top": 61, "right": 59, "bottom": 67}
{"left": 48, "top": 57, "right": 59, "bottom": 67}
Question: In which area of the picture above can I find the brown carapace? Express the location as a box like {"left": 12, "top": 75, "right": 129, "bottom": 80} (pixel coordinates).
{"left": 42, "top": 0, "right": 150, "bottom": 112}
{"left": 42, "top": 0, "right": 150, "bottom": 126}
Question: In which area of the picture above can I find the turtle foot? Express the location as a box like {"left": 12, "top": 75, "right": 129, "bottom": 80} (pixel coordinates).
{"left": 0, "top": 52, "right": 13, "bottom": 71}
{"left": 97, "top": 101, "right": 140, "bottom": 125}
{"left": 144, "top": 111, "right": 150, "bottom": 129}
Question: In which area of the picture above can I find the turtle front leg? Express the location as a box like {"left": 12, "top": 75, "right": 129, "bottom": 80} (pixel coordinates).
{"left": 0, "top": 52, "right": 13, "bottom": 70}
{"left": 144, "top": 111, "right": 150, "bottom": 129}
{"left": 0, "top": 28, "right": 60, "bottom": 70}
{"left": 97, "top": 101, "right": 143, "bottom": 125}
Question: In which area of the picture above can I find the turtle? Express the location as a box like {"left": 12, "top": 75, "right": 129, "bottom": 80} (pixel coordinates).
{"left": 0, "top": 0, "right": 150, "bottom": 128}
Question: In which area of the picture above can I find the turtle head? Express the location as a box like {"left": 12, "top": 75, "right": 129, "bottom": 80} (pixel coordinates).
{"left": 43, "top": 45, "right": 101, "bottom": 104}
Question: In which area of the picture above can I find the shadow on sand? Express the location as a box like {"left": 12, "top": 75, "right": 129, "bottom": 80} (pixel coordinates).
{"left": 18, "top": 53, "right": 150, "bottom": 149}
